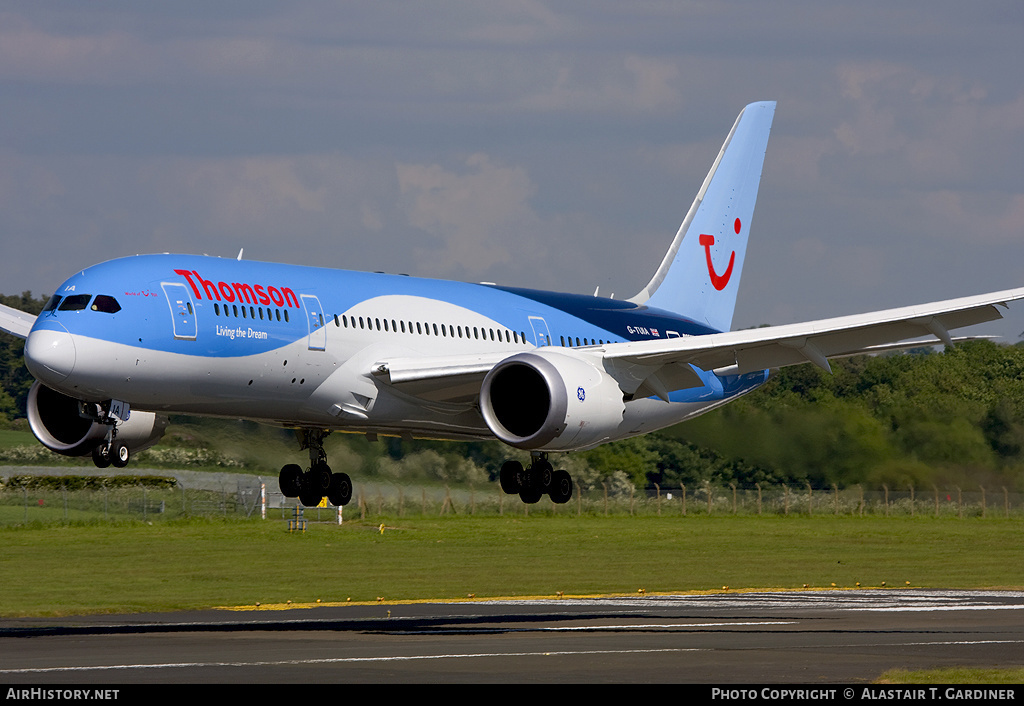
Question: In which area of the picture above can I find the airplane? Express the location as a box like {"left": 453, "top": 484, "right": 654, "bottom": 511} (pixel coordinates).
{"left": 2, "top": 100, "right": 1023, "bottom": 508}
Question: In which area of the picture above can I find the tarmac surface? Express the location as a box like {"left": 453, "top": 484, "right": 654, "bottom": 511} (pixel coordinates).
{"left": 1, "top": 589, "right": 1022, "bottom": 684}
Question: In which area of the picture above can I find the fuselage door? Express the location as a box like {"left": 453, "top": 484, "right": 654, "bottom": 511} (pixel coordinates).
{"left": 528, "top": 316, "right": 552, "bottom": 347}
{"left": 301, "top": 294, "right": 327, "bottom": 351}
{"left": 161, "top": 282, "right": 197, "bottom": 341}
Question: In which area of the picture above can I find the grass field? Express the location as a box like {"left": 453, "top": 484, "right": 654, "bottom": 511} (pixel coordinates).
{"left": 1, "top": 514, "right": 1021, "bottom": 617}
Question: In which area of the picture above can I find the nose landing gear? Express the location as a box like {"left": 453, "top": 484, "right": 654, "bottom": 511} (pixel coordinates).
{"left": 88, "top": 400, "right": 131, "bottom": 469}
{"left": 500, "top": 452, "right": 573, "bottom": 505}
{"left": 278, "top": 429, "right": 353, "bottom": 507}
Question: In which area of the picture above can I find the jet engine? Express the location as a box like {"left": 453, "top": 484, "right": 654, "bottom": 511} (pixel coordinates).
{"left": 26, "top": 380, "right": 168, "bottom": 458}
{"left": 480, "top": 349, "right": 625, "bottom": 451}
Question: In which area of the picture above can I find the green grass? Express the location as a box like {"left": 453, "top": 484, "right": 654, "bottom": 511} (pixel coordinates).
{"left": 0, "top": 515, "right": 1021, "bottom": 617}
{"left": 877, "top": 667, "right": 1024, "bottom": 684}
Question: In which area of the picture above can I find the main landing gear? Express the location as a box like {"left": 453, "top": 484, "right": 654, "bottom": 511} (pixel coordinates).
{"left": 499, "top": 452, "right": 573, "bottom": 505}
{"left": 278, "top": 429, "right": 353, "bottom": 507}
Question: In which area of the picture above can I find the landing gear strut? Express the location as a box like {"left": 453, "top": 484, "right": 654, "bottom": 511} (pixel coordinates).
{"left": 500, "top": 452, "right": 573, "bottom": 504}
{"left": 279, "top": 429, "right": 353, "bottom": 507}
{"left": 88, "top": 401, "right": 130, "bottom": 469}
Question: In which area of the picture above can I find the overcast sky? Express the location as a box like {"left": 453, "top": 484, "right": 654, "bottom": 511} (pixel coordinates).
{"left": 2, "top": 1, "right": 1022, "bottom": 340}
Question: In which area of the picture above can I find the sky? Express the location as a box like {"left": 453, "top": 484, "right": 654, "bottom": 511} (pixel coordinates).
{"left": 1, "top": 1, "right": 1023, "bottom": 341}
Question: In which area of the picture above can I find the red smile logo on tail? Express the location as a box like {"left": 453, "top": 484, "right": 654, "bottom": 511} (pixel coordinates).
{"left": 699, "top": 218, "right": 741, "bottom": 291}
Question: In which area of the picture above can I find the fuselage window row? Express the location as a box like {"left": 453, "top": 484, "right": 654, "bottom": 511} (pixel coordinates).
{"left": 331, "top": 312, "right": 537, "bottom": 346}
{"left": 214, "top": 302, "right": 289, "bottom": 323}
{"left": 326, "top": 311, "right": 607, "bottom": 348}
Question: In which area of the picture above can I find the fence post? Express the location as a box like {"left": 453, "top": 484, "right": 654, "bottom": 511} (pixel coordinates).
{"left": 883, "top": 485, "right": 889, "bottom": 517}
{"left": 832, "top": 484, "right": 838, "bottom": 516}
{"left": 681, "top": 484, "right": 686, "bottom": 516}
{"left": 909, "top": 484, "right": 914, "bottom": 518}
{"left": 756, "top": 483, "right": 761, "bottom": 515}
{"left": 933, "top": 485, "right": 939, "bottom": 518}
{"left": 656, "top": 483, "right": 661, "bottom": 516}
{"left": 731, "top": 483, "right": 737, "bottom": 515}
{"left": 980, "top": 486, "right": 986, "bottom": 519}
{"left": 806, "top": 482, "right": 812, "bottom": 516}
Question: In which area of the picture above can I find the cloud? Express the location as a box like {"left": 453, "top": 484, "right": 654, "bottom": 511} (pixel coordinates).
{"left": 397, "top": 154, "right": 537, "bottom": 274}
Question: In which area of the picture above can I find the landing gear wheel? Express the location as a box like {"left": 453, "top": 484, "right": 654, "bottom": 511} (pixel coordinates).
{"left": 534, "top": 460, "right": 554, "bottom": 491}
{"left": 519, "top": 487, "right": 543, "bottom": 504}
{"left": 312, "top": 461, "right": 333, "bottom": 493}
{"left": 327, "top": 472, "right": 352, "bottom": 506}
{"left": 92, "top": 445, "right": 112, "bottom": 469}
{"left": 549, "top": 469, "right": 573, "bottom": 504}
{"left": 111, "top": 443, "right": 130, "bottom": 469}
{"left": 500, "top": 460, "right": 523, "bottom": 494}
{"left": 279, "top": 464, "right": 302, "bottom": 497}
{"left": 298, "top": 470, "right": 324, "bottom": 507}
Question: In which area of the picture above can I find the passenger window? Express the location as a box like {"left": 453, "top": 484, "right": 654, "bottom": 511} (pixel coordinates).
{"left": 58, "top": 294, "right": 92, "bottom": 311}
{"left": 92, "top": 296, "right": 121, "bottom": 314}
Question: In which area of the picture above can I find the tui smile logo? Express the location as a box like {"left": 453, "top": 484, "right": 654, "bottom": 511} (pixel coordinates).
{"left": 699, "top": 218, "right": 741, "bottom": 291}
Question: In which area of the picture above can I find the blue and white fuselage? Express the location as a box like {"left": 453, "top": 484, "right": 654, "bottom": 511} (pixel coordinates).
{"left": 7, "top": 100, "right": 1022, "bottom": 505}
{"left": 26, "top": 253, "right": 766, "bottom": 445}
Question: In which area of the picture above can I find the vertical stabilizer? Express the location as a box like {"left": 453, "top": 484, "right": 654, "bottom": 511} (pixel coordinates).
{"left": 630, "top": 101, "right": 775, "bottom": 332}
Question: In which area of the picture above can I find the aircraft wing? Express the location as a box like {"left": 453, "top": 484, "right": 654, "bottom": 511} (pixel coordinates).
{"left": 602, "top": 287, "right": 1024, "bottom": 379}
{"left": 372, "top": 351, "right": 510, "bottom": 404}
{"left": 374, "top": 287, "right": 1024, "bottom": 404}
{"left": 0, "top": 303, "right": 36, "bottom": 339}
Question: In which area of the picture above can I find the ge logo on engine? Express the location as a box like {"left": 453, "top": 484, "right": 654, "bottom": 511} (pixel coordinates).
{"left": 577, "top": 387, "right": 586, "bottom": 402}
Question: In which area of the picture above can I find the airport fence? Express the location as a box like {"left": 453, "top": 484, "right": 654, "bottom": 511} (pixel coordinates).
{"left": 0, "top": 474, "right": 1022, "bottom": 525}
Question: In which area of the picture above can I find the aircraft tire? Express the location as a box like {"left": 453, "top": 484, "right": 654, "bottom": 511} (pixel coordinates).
{"left": 499, "top": 460, "right": 523, "bottom": 494}
{"left": 92, "top": 445, "right": 112, "bottom": 469}
{"left": 279, "top": 464, "right": 302, "bottom": 497}
{"left": 549, "top": 470, "right": 573, "bottom": 504}
{"left": 327, "top": 472, "right": 352, "bottom": 507}
{"left": 298, "top": 470, "right": 323, "bottom": 507}
{"left": 111, "top": 443, "right": 130, "bottom": 468}
{"left": 312, "top": 461, "right": 333, "bottom": 492}
{"left": 298, "top": 487, "right": 322, "bottom": 508}
{"left": 519, "top": 487, "right": 543, "bottom": 504}
{"left": 534, "top": 459, "right": 554, "bottom": 491}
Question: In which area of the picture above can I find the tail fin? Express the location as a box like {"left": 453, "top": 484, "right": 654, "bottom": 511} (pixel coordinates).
{"left": 630, "top": 101, "right": 775, "bottom": 332}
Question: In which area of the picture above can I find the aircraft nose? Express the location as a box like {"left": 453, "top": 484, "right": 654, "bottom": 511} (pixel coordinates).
{"left": 25, "top": 324, "right": 77, "bottom": 385}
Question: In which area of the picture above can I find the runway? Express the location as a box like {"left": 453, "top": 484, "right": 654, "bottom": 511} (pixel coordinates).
{"left": 1, "top": 589, "right": 1022, "bottom": 684}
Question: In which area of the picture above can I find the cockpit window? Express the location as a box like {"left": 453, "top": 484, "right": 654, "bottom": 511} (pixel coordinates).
{"left": 91, "top": 295, "right": 121, "bottom": 314}
{"left": 43, "top": 295, "right": 62, "bottom": 312}
{"left": 58, "top": 294, "right": 92, "bottom": 311}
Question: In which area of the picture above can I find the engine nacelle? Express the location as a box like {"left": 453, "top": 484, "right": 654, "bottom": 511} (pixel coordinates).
{"left": 27, "top": 380, "right": 168, "bottom": 458}
{"left": 480, "top": 349, "right": 626, "bottom": 451}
